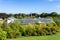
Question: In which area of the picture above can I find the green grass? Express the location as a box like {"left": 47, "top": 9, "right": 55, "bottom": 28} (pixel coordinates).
{"left": 8, "top": 32, "right": 60, "bottom": 40}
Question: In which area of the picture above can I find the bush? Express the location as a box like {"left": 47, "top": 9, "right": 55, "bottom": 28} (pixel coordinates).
{"left": 2, "top": 22, "right": 13, "bottom": 38}
{"left": 12, "top": 29, "right": 21, "bottom": 38}
{"left": 3, "top": 25, "right": 13, "bottom": 38}
{"left": 9, "top": 21, "right": 22, "bottom": 38}
{"left": 44, "top": 27, "right": 51, "bottom": 35}
{"left": 19, "top": 25, "right": 26, "bottom": 36}
{"left": 0, "top": 20, "right": 59, "bottom": 39}
{"left": 26, "top": 27, "right": 34, "bottom": 36}
{"left": 34, "top": 22, "right": 58, "bottom": 36}
{"left": 47, "top": 22, "right": 57, "bottom": 27}
{"left": 0, "top": 28, "right": 7, "bottom": 40}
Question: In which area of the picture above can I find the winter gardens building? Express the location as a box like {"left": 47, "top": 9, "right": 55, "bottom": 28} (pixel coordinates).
{"left": 7, "top": 17, "right": 54, "bottom": 25}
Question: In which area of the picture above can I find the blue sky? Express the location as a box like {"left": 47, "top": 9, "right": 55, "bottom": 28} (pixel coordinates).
{"left": 0, "top": 0, "right": 60, "bottom": 14}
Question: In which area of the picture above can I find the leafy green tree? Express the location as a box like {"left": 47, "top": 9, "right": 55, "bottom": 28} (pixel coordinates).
{"left": 40, "top": 12, "right": 48, "bottom": 17}
{"left": 29, "top": 13, "right": 38, "bottom": 18}
{"left": 50, "top": 12, "right": 58, "bottom": 16}
{"left": 9, "top": 14, "right": 14, "bottom": 17}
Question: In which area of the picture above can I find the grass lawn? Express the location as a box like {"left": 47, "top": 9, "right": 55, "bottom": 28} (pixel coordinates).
{"left": 8, "top": 32, "right": 60, "bottom": 40}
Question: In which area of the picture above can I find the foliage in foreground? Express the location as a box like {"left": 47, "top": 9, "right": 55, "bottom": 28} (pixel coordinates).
{"left": 0, "top": 28, "right": 7, "bottom": 40}
{"left": 0, "top": 21, "right": 59, "bottom": 40}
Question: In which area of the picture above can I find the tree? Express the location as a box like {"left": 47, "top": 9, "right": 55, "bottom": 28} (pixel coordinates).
{"left": 29, "top": 13, "right": 38, "bottom": 18}
{"left": 40, "top": 12, "right": 48, "bottom": 17}
{"left": 0, "top": 13, "right": 9, "bottom": 19}
{"left": 50, "top": 12, "right": 58, "bottom": 16}
{"left": 9, "top": 14, "right": 14, "bottom": 17}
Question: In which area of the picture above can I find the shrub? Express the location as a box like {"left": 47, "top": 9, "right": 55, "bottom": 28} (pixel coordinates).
{"left": 34, "top": 22, "right": 58, "bottom": 35}
{"left": 24, "top": 24, "right": 33, "bottom": 36}
{"left": 47, "top": 22, "right": 57, "bottom": 27}
{"left": 37, "top": 28, "right": 46, "bottom": 36}
{"left": 0, "top": 22, "right": 3, "bottom": 27}
{"left": 39, "top": 23, "right": 47, "bottom": 28}
{"left": 19, "top": 25, "right": 26, "bottom": 36}
{"left": 26, "top": 27, "right": 34, "bottom": 36}
{"left": 9, "top": 21, "right": 22, "bottom": 38}
{"left": 12, "top": 29, "right": 21, "bottom": 38}
{"left": 2, "top": 22, "right": 13, "bottom": 38}
{"left": 0, "top": 20, "right": 59, "bottom": 39}
{"left": 0, "top": 28, "right": 7, "bottom": 40}
{"left": 51, "top": 27, "right": 57, "bottom": 34}
{"left": 24, "top": 23, "right": 37, "bottom": 36}
{"left": 3, "top": 26, "right": 13, "bottom": 38}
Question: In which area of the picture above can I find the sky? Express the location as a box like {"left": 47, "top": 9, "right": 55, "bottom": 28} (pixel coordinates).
{"left": 0, "top": 0, "right": 60, "bottom": 14}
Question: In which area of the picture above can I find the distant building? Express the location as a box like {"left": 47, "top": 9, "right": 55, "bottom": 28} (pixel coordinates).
{"left": 18, "top": 18, "right": 54, "bottom": 25}
{"left": 0, "top": 18, "right": 3, "bottom": 24}
{"left": 7, "top": 17, "right": 54, "bottom": 24}
{"left": 0, "top": 13, "right": 9, "bottom": 19}
{"left": 7, "top": 17, "right": 16, "bottom": 23}
{"left": 18, "top": 18, "right": 37, "bottom": 25}
{"left": 38, "top": 18, "right": 53, "bottom": 24}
